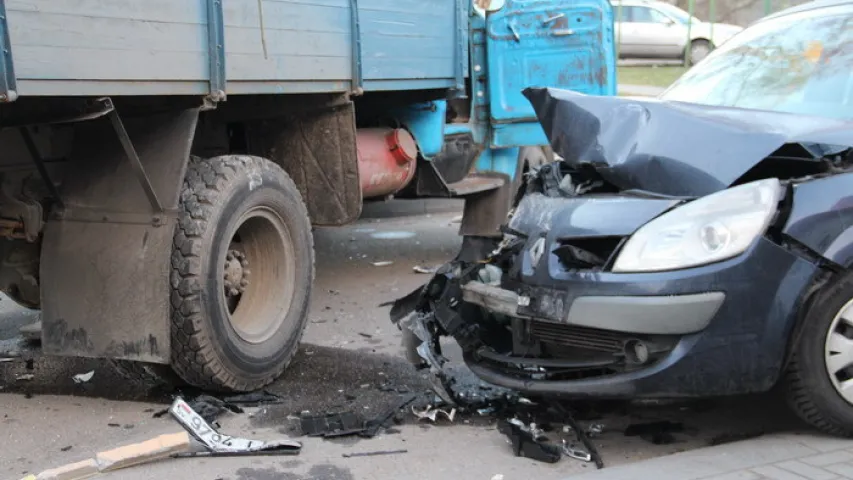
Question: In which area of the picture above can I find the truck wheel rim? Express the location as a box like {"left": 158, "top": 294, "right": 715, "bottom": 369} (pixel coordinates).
{"left": 222, "top": 206, "right": 296, "bottom": 344}
{"left": 824, "top": 298, "right": 853, "bottom": 404}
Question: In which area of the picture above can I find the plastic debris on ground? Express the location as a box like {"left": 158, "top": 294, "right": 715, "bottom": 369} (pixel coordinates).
{"left": 222, "top": 390, "right": 284, "bottom": 407}
{"left": 342, "top": 449, "right": 408, "bottom": 458}
{"left": 412, "top": 405, "right": 457, "bottom": 423}
{"left": 72, "top": 370, "right": 95, "bottom": 383}
{"left": 301, "top": 412, "right": 367, "bottom": 438}
{"left": 371, "top": 261, "right": 394, "bottom": 267}
{"left": 413, "top": 265, "right": 438, "bottom": 274}
{"left": 186, "top": 394, "right": 245, "bottom": 423}
{"left": 170, "top": 397, "right": 301, "bottom": 457}
{"left": 497, "top": 419, "right": 561, "bottom": 463}
{"left": 299, "top": 393, "right": 418, "bottom": 440}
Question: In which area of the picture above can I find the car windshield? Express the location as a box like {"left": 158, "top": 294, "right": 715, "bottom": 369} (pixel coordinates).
{"left": 661, "top": 4, "right": 853, "bottom": 120}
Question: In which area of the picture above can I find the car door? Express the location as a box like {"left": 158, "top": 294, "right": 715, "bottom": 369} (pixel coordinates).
{"left": 612, "top": 4, "right": 633, "bottom": 56}
{"left": 630, "top": 6, "right": 684, "bottom": 57}
{"left": 613, "top": 5, "right": 641, "bottom": 56}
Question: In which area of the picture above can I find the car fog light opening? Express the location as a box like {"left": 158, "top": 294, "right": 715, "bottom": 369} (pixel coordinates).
{"left": 612, "top": 178, "right": 783, "bottom": 272}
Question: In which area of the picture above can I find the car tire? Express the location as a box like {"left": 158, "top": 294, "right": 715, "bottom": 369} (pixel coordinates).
{"left": 170, "top": 155, "right": 314, "bottom": 392}
{"left": 785, "top": 271, "right": 853, "bottom": 436}
{"left": 687, "top": 39, "right": 713, "bottom": 65}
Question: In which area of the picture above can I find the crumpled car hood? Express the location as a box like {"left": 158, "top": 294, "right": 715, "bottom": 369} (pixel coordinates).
{"left": 524, "top": 87, "right": 853, "bottom": 197}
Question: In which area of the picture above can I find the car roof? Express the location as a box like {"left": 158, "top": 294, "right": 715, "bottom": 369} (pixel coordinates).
{"left": 757, "top": 0, "right": 853, "bottom": 23}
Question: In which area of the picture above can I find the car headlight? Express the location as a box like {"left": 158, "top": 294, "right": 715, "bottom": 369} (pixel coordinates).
{"left": 612, "top": 178, "right": 783, "bottom": 273}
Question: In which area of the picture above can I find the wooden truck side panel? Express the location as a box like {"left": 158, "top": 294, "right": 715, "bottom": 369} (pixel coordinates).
{"left": 6, "top": 0, "right": 466, "bottom": 98}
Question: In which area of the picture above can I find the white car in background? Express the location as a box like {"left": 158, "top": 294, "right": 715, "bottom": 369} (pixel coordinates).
{"left": 612, "top": 0, "right": 743, "bottom": 63}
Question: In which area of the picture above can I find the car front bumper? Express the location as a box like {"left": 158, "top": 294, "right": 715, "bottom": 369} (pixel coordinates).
{"left": 463, "top": 237, "right": 820, "bottom": 398}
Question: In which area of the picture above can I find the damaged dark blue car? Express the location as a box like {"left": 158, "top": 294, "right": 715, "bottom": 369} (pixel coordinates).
{"left": 391, "top": 0, "right": 853, "bottom": 436}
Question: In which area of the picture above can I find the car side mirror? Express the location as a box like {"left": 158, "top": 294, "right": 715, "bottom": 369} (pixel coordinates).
{"left": 663, "top": 17, "right": 675, "bottom": 26}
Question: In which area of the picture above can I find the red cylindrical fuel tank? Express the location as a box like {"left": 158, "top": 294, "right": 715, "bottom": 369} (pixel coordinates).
{"left": 357, "top": 127, "right": 418, "bottom": 199}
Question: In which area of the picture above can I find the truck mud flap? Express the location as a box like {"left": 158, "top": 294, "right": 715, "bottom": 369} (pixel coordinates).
{"left": 40, "top": 107, "right": 199, "bottom": 363}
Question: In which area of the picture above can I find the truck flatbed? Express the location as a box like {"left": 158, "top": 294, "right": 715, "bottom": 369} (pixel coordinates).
{"left": 1, "top": 0, "right": 467, "bottom": 100}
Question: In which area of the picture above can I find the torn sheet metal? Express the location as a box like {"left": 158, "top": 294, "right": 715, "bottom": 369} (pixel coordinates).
{"left": 562, "top": 440, "right": 592, "bottom": 462}
{"left": 523, "top": 87, "right": 853, "bottom": 197}
{"left": 169, "top": 397, "right": 301, "bottom": 455}
{"left": 412, "top": 405, "right": 457, "bottom": 423}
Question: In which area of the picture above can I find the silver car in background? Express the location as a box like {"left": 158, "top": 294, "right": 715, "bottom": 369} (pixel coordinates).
{"left": 612, "top": 0, "right": 743, "bottom": 62}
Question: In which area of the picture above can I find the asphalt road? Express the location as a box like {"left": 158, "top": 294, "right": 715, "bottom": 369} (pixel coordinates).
{"left": 0, "top": 202, "right": 810, "bottom": 480}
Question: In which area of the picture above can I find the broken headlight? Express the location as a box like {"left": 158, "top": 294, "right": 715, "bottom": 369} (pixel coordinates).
{"left": 612, "top": 178, "right": 783, "bottom": 272}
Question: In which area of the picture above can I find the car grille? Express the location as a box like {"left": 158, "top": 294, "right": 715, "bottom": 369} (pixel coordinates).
{"left": 530, "top": 320, "right": 626, "bottom": 353}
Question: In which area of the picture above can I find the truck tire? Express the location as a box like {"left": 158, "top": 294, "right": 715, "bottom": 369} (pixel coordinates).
{"left": 170, "top": 155, "right": 314, "bottom": 392}
{"left": 785, "top": 271, "right": 853, "bottom": 436}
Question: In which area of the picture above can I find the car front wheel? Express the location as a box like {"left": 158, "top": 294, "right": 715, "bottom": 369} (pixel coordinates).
{"left": 786, "top": 271, "right": 853, "bottom": 436}
{"left": 687, "top": 39, "right": 713, "bottom": 65}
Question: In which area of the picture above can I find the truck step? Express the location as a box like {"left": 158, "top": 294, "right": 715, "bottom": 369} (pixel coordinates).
{"left": 446, "top": 174, "right": 506, "bottom": 197}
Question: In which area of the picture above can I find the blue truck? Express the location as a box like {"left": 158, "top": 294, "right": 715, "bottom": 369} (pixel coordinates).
{"left": 0, "top": 0, "right": 614, "bottom": 390}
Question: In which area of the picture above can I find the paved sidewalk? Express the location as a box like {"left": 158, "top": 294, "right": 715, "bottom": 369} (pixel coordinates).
{"left": 571, "top": 433, "right": 853, "bottom": 479}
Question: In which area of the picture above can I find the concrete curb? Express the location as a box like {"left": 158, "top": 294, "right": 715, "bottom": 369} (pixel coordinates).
{"left": 565, "top": 433, "right": 853, "bottom": 480}
{"left": 21, "top": 432, "right": 190, "bottom": 480}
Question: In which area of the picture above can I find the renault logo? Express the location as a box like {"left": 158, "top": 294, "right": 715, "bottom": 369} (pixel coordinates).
{"left": 529, "top": 237, "right": 546, "bottom": 269}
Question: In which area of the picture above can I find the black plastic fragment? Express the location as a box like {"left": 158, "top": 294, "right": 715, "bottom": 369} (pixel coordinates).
{"left": 188, "top": 394, "right": 245, "bottom": 423}
{"left": 362, "top": 393, "right": 418, "bottom": 438}
{"left": 300, "top": 412, "right": 366, "bottom": 438}
{"left": 552, "top": 402, "right": 605, "bottom": 469}
{"left": 497, "top": 419, "right": 561, "bottom": 464}
{"left": 222, "top": 390, "right": 283, "bottom": 406}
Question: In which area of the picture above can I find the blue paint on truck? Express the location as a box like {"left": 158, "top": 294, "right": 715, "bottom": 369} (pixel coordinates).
{"left": 393, "top": 0, "right": 617, "bottom": 187}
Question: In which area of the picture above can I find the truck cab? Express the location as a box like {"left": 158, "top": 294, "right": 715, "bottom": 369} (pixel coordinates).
{"left": 387, "top": 0, "right": 617, "bottom": 237}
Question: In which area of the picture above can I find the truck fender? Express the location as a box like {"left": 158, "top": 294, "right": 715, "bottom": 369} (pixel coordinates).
{"left": 41, "top": 107, "right": 199, "bottom": 363}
